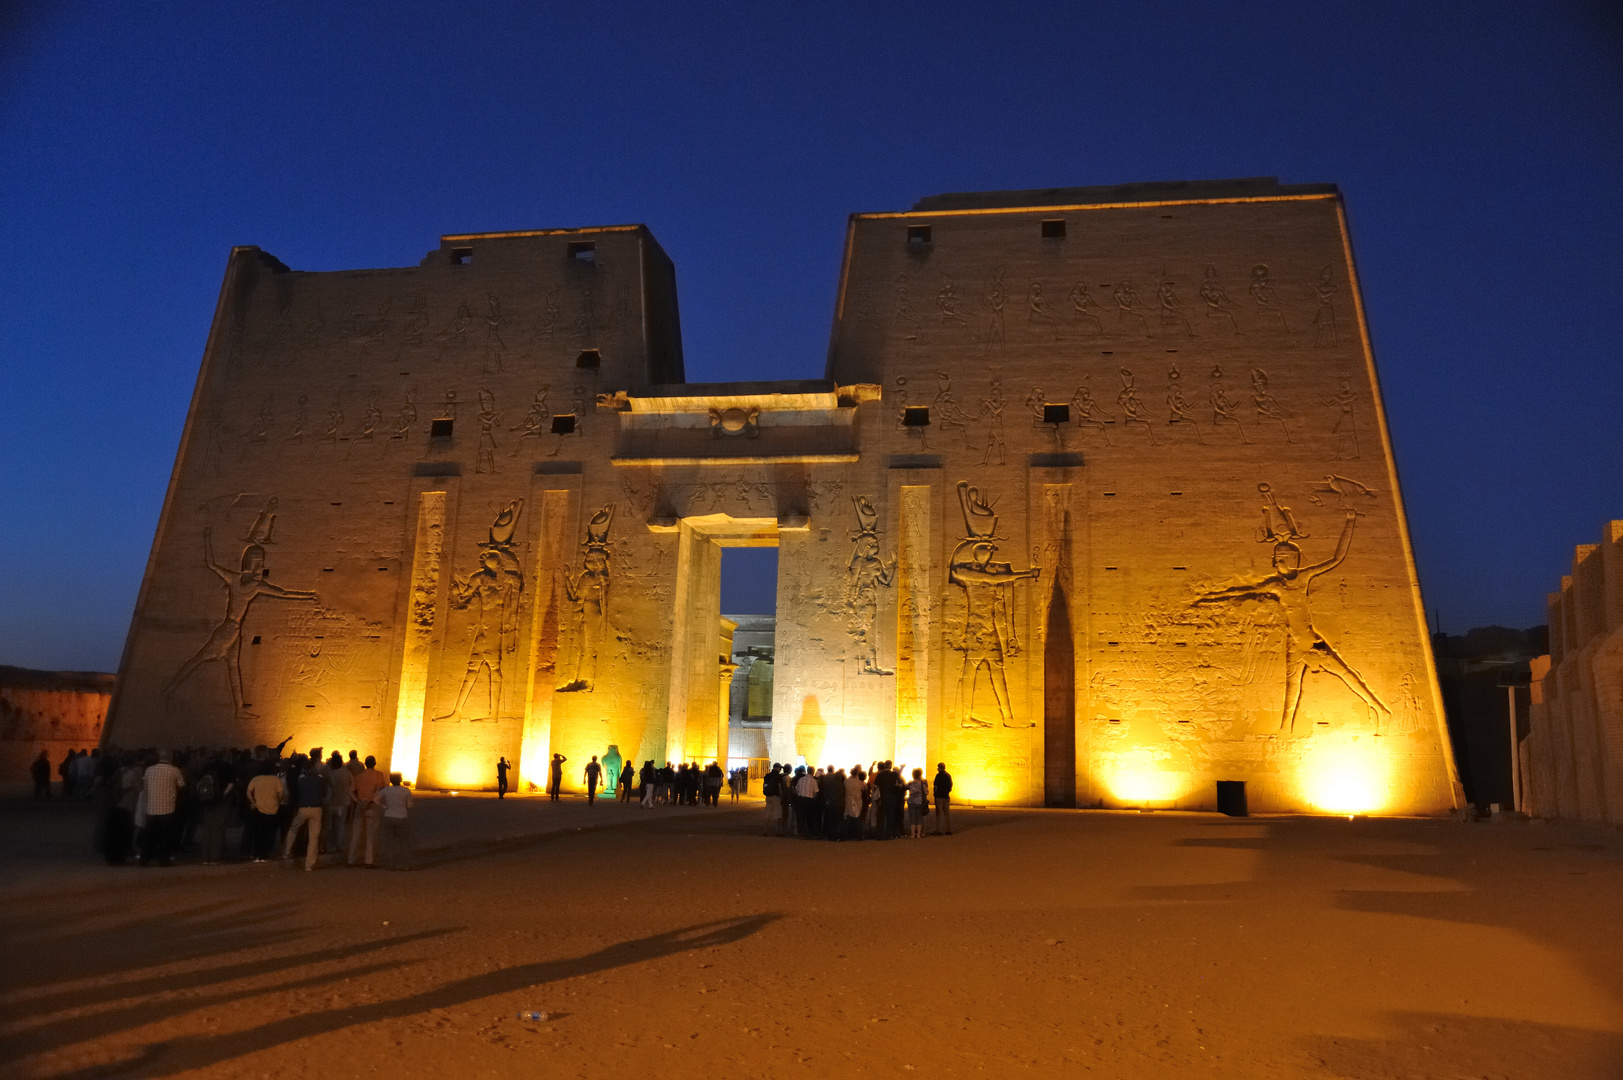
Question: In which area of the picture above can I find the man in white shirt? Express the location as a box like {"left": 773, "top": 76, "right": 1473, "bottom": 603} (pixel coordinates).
{"left": 139, "top": 751, "right": 185, "bottom": 867}
{"left": 375, "top": 773, "right": 415, "bottom": 870}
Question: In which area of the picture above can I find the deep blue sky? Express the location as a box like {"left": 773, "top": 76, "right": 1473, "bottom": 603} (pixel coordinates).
{"left": 2, "top": 2, "right": 1620, "bottom": 671}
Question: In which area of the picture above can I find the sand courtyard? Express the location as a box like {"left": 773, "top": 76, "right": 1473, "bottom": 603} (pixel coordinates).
{"left": 3, "top": 796, "right": 1620, "bottom": 1079}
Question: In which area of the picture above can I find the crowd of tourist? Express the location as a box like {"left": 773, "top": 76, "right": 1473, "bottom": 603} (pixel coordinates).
{"left": 32, "top": 743, "right": 415, "bottom": 870}
{"left": 758, "top": 761, "right": 953, "bottom": 840}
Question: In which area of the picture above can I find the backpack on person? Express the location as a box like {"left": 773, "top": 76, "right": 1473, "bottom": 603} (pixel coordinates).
{"left": 195, "top": 771, "right": 219, "bottom": 805}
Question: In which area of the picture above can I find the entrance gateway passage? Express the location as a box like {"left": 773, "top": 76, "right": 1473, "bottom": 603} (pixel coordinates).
{"left": 105, "top": 178, "right": 1463, "bottom": 815}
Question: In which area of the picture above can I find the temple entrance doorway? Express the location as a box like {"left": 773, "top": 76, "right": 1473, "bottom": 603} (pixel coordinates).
{"left": 722, "top": 547, "right": 776, "bottom": 784}
{"left": 663, "top": 515, "right": 780, "bottom": 771}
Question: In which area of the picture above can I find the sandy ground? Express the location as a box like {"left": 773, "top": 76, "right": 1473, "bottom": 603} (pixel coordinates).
{"left": 2, "top": 793, "right": 1622, "bottom": 1080}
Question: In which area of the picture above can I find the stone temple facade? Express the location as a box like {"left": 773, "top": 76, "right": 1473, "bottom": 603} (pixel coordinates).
{"left": 105, "top": 178, "right": 1462, "bottom": 813}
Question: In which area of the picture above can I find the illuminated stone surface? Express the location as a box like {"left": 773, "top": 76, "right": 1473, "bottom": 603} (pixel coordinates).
{"left": 106, "top": 179, "right": 1461, "bottom": 813}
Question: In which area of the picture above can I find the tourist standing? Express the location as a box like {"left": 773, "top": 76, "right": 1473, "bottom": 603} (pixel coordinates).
{"left": 704, "top": 761, "right": 724, "bottom": 807}
{"left": 619, "top": 761, "right": 637, "bottom": 802}
{"left": 584, "top": 756, "right": 602, "bottom": 805}
{"left": 548, "top": 753, "right": 567, "bottom": 801}
{"left": 104, "top": 754, "right": 143, "bottom": 864}
{"left": 377, "top": 773, "right": 414, "bottom": 869}
{"left": 844, "top": 766, "right": 865, "bottom": 840}
{"left": 761, "top": 765, "right": 783, "bottom": 835}
{"left": 282, "top": 757, "right": 327, "bottom": 870}
{"left": 325, "top": 752, "right": 353, "bottom": 853}
{"left": 31, "top": 750, "right": 50, "bottom": 799}
{"left": 197, "top": 752, "right": 236, "bottom": 864}
{"left": 496, "top": 756, "right": 510, "bottom": 799}
{"left": 245, "top": 763, "right": 283, "bottom": 862}
{"left": 349, "top": 755, "right": 388, "bottom": 866}
{"left": 139, "top": 751, "right": 185, "bottom": 866}
{"left": 905, "top": 767, "right": 929, "bottom": 839}
{"left": 875, "top": 762, "right": 902, "bottom": 840}
{"left": 932, "top": 763, "right": 954, "bottom": 835}
{"left": 639, "top": 760, "right": 657, "bottom": 807}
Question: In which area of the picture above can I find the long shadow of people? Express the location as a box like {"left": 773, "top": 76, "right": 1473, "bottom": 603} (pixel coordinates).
{"left": 43, "top": 913, "right": 783, "bottom": 1080}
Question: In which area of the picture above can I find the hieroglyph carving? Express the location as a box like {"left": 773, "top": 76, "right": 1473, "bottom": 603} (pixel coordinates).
{"left": 559, "top": 505, "right": 614, "bottom": 692}
{"left": 434, "top": 501, "right": 524, "bottom": 721}
{"left": 950, "top": 482, "right": 1041, "bottom": 728}
{"left": 164, "top": 525, "right": 318, "bottom": 718}
{"left": 1191, "top": 484, "right": 1388, "bottom": 732}
{"left": 1323, "top": 374, "right": 1359, "bottom": 459}
{"left": 475, "top": 389, "right": 500, "bottom": 473}
{"left": 846, "top": 496, "right": 895, "bottom": 676}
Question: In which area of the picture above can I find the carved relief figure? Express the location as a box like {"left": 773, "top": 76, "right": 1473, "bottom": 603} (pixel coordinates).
{"left": 1027, "top": 282, "right": 1058, "bottom": 339}
{"left": 164, "top": 526, "right": 317, "bottom": 718}
{"left": 979, "top": 379, "right": 1007, "bottom": 465}
{"left": 1200, "top": 265, "right": 1239, "bottom": 333}
{"left": 1250, "top": 368, "right": 1295, "bottom": 442}
{"left": 350, "top": 397, "right": 382, "bottom": 444}
{"left": 1068, "top": 281, "right": 1105, "bottom": 336}
{"left": 397, "top": 296, "right": 429, "bottom": 354}
{"left": 435, "top": 302, "right": 472, "bottom": 360}
{"left": 846, "top": 496, "right": 895, "bottom": 675}
{"left": 982, "top": 265, "right": 1008, "bottom": 353}
{"left": 510, "top": 386, "right": 550, "bottom": 455}
{"left": 245, "top": 397, "right": 274, "bottom": 445}
{"left": 576, "top": 286, "right": 597, "bottom": 344}
{"left": 1117, "top": 368, "right": 1158, "bottom": 445}
{"left": 560, "top": 505, "right": 614, "bottom": 692}
{"left": 936, "top": 279, "right": 967, "bottom": 328}
{"left": 318, "top": 399, "right": 343, "bottom": 444}
{"left": 1071, "top": 381, "right": 1114, "bottom": 444}
{"left": 932, "top": 372, "right": 978, "bottom": 448}
{"left": 526, "top": 290, "right": 560, "bottom": 354}
{"left": 950, "top": 482, "right": 1041, "bottom": 728}
{"left": 475, "top": 389, "right": 500, "bottom": 473}
{"left": 242, "top": 497, "right": 278, "bottom": 545}
{"left": 484, "top": 294, "right": 506, "bottom": 373}
{"left": 283, "top": 395, "right": 308, "bottom": 443}
{"left": 892, "top": 274, "right": 920, "bottom": 340}
{"left": 1025, "top": 386, "right": 1047, "bottom": 426}
{"left": 1208, "top": 366, "right": 1251, "bottom": 443}
{"left": 435, "top": 501, "right": 525, "bottom": 721}
{"left": 1157, "top": 276, "right": 1193, "bottom": 337}
{"left": 1323, "top": 374, "right": 1359, "bottom": 459}
{"left": 1191, "top": 487, "right": 1388, "bottom": 732}
{"left": 1250, "top": 264, "right": 1290, "bottom": 331}
{"left": 1310, "top": 267, "right": 1338, "bottom": 346}
{"left": 387, "top": 392, "right": 418, "bottom": 443}
{"left": 1165, "top": 365, "right": 1205, "bottom": 444}
{"left": 1113, "top": 280, "right": 1151, "bottom": 336}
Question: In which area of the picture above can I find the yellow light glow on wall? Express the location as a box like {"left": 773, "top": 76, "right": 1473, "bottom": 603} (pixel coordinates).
{"left": 440, "top": 754, "right": 492, "bottom": 790}
{"left": 1101, "top": 748, "right": 1188, "bottom": 807}
{"left": 1300, "top": 736, "right": 1391, "bottom": 814}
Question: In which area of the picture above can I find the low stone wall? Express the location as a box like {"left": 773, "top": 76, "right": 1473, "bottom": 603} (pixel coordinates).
{"left": 0, "top": 666, "right": 115, "bottom": 783}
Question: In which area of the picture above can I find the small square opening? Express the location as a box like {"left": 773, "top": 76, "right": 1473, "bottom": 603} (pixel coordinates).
{"left": 430, "top": 418, "right": 454, "bottom": 438}
{"left": 567, "top": 241, "right": 596, "bottom": 263}
{"left": 1041, "top": 219, "right": 1066, "bottom": 239}
{"left": 250, "top": 636, "right": 261, "bottom": 645}
{"left": 902, "top": 406, "right": 931, "bottom": 427}
{"left": 1042, "top": 403, "right": 1070, "bottom": 424}
{"left": 550, "top": 414, "right": 577, "bottom": 435}
{"left": 907, "top": 224, "right": 933, "bottom": 247}
{"left": 450, "top": 247, "right": 473, "bottom": 265}
{"left": 576, "top": 349, "right": 601, "bottom": 369}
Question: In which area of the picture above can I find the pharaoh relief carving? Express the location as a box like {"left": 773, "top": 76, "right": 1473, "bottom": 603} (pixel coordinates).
{"left": 980, "top": 265, "right": 1008, "bottom": 355}
{"left": 1116, "top": 369, "right": 1158, "bottom": 446}
{"left": 475, "top": 389, "right": 500, "bottom": 473}
{"left": 164, "top": 523, "right": 318, "bottom": 719}
{"left": 348, "top": 397, "right": 382, "bottom": 446}
{"left": 1113, "top": 280, "right": 1152, "bottom": 337}
{"left": 387, "top": 392, "right": 418, "bottom": 445}
{"left": 433, "top": 501, "right": 524, "bottom": 722}
{"left": 397, "top": 296, "right": 429, "bottom": 356}
{"left": 283, "top": 395, "right": 309, "bottom": 444}
{"left": 1208, "top": 367, "right": 1251, "bottom": 444}
{"left": 1250, "top": 264, "right": 1289, "bottom": 332}
{"left": 1309, "top": 267, "right": 1338, "bottom": 346}
{"left": 1071, "top": 381, "right": 1114, "bottom": 444}
{"left": 435, "top": 302, "right": 473, "bottom": 360}
{"left": 1165, "top": 365, "right": 1205, "bottom": 445}
{"left": 1250, "top": 368, "right": 1294, "bottom": 442}
{"left": 1157, "top": 275, "right": 1194, "bottom": 337}
{"left": 846, "top": 496, "right": 895, "bottom": 676}
{"left": 892, "top": 274, "right": 921, "bottom": 341}
{"left": 245, "top": 397, "right": 274, "bottom": 447}
{"left": 1200, "top": 266, "right": 1240, "bottom": 333}
{"left": 1068, "top": 281, "right": 1105, "bottom": 337}
{"left": 318, "top": 399, "right": 343, "bottom": 445}
{"left": 979, "top": 379, "right": 1007, "bottom": 465}
{"left": 1190, "top": 483, "right": 1388, "bottom": 733}
{"left": 932, "top": 372, "right": 979, "bottom": 449}
{"left": 950, "top": 481, "right": 1041, "bottom": 729}
{"left": 1027, "top": 282, "right": 1059, "bottom": 340}
{"left": 1323, "top": 374, "right": 1360, "bottom": 459}
{"left": 525, "top": 290, "right": 561, "bottom": 355}
{"left": 559, "top": 505, "right": 613, "bottom": 693}
{"left": 483, "top": 295, "right": 506, "bottom": 373}
{"left": 935, "top": 278, "right": 968, "bottom": 329}
{"left": 509, "top": 387, "right": 550, "bottom": 455}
